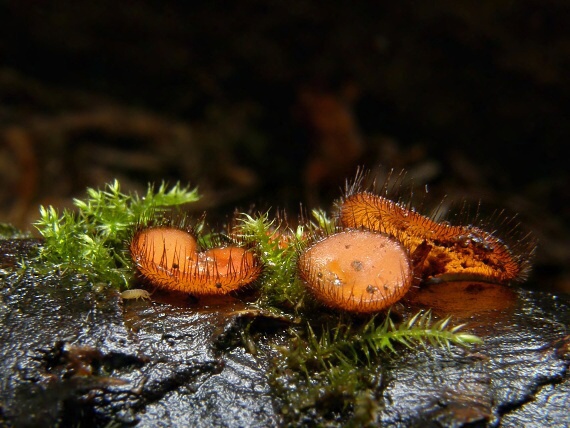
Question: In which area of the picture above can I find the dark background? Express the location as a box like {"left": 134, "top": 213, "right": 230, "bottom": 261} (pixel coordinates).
{"left": 1, "top": 1, "right": 568, "bottom": 293}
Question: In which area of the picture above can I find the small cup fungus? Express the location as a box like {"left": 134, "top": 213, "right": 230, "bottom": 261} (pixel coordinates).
{"left": 298, "top": 229, "right": 412, "bottom": 313}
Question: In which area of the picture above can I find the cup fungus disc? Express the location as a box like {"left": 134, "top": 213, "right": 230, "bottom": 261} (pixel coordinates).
{"left": 130, "top": 227, "right": 199, "bottom": 275}
{"left": 298, "top": 230, "right": 412, "bottom": 313}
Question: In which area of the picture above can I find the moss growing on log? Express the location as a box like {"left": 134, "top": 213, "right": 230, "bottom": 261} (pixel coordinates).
{"left": 25, "top": 178, "right": 484, "bottom": 424}
{"left": 33, "top": 180, "right": 199, "bottom": 287}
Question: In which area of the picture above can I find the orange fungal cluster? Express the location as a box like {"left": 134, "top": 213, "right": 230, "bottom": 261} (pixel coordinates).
{"left": 128, "top": 171, "right": 533, "bottom": 314}
{"left": 130, "top": 226, "right": 261, "bottom": 295}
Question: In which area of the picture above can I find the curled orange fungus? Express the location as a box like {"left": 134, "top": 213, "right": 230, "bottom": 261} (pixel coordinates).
{"left": 298, "top": 230, "right": 412, "bottom": 313}
{"left": 339, "top": 192, "right": 527, "bottom": 284}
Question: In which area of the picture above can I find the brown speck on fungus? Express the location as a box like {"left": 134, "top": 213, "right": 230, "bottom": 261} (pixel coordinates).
{"left": 298, "top": 229, "right": 412, "bottom": 313}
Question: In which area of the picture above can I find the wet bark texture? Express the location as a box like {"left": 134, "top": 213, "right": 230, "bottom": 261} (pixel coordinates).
{"left": 1, "top": 239, "right": 569, "bottom": 427}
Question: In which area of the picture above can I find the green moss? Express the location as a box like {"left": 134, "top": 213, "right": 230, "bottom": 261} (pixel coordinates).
{"left": 235, "top": 208, "right": 336, "bottom": 313}
{"left": 33, "top": 180, "right": 199, "bottom": 288}
{"left": 237, "top": 211, "right": 306, "bottom": 311}
{"left": 272, "top": 311, "right": 482, "bottom": 426}
{"left": 233, "top": 209, "right": 482, "bottom": 424}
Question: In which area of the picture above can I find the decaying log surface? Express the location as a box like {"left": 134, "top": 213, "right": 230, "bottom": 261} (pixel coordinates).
{"left": 1, "top": 239, "right": 568, "bottom": 427}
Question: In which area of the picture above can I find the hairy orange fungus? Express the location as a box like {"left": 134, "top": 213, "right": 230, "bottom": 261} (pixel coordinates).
{"left": 339, "top": 192, "right": 528, "bottom": 284}
{"left": 130, "top": 226, "right": 261, "bottom": 295}
{"left": 298, "top": 230, "right": 412, "bottom": 313}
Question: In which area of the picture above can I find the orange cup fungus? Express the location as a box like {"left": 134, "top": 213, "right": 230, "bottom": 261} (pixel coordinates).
{"left": 130, "top": 226, "right": 261, "bottom": 295}
{"left": 338, "top": 192, "right": 529, "bottom": 284}
{"left": 298, "top": 229, "right": 412, "bottom": 313}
